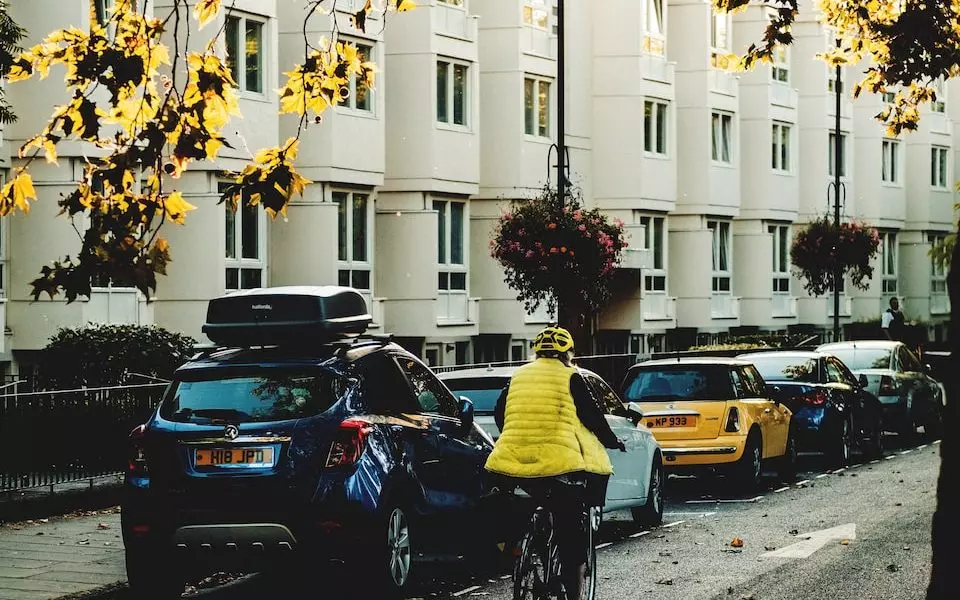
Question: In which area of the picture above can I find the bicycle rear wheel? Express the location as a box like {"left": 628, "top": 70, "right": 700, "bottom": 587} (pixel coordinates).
{"left": 584, "top": 506, "right": 598, "bottom": 600}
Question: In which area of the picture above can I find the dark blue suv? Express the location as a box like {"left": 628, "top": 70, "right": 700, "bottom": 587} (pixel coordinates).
{"left": 121, "top": 287, "right": 504, "bottom": 598}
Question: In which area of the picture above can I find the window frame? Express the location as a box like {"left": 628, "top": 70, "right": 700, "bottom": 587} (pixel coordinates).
{"left": 769, "top": 224, "right": 790, "bottom": 294}
{"left": 339, "top": 39, "right": 375, "bottom": 114}
{"left": 932, "top": 79, "right": 946, "bottom": 113}
{"left": 435, "top": 199, "right": 468, "bottom": 294}
{"left": 643, "top": 99, "right": 669, "bottom": 156}
{"left": 436, "top": 58, "right": 470, "bottom": 128}
{"left": 880, "top": 231, "right": 898, "bottom": 294}
{"left": 931, "top": 146, "right": 949, "bottom": 189}
{"left": 638, "top": 213, "right": 667, "bottom": 293}
{"left": 222, "top": 182, "right": 267, "bottom": 292}
{"left": 522, "top": 0, "right": 550, "bottom": 29}
{"left": 771, "top": 45, "right": 790, "bottom": 83}
{"left": 771, "top": 122, "right": 792, "bottom": 172}
{"left": 711, "top": 111, "right": 733, "bottom": 164}
{"left": 643, "top": 0, "right": 666, "bottom": 56}
{"left": 224, "top": 12, "right": 267, "bottom": 97}
{"left": 708, "top": 220, "right": 732, "bottom": 293}
{"left": 828, "top": 132, "right": 847, "bottom": 178}
{"left": 524, "top": 75, "right": 552, "bottom": 138}
{"left": 710, "top": 12, "right": 730, "bottom": 68}
{"left": 881, "top": 139, "right": 901, "bottom": 184}
{"left": 930, "top": 234, "right": 948, "bottom": 294}
{"left": 334, "top": 190, "right": 373, "bottom": 292}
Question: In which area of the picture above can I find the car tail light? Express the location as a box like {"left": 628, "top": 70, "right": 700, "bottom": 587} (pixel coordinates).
{"left": 725, "top": 407, "right": 741, "bottom": 433}
{"left": 127, "top": 424, "right": 148, "bottom": 474}
{"left": 325, "top": 419, "right": 372, "bottom": 468}
{"left": 879, "top": 376, "right": 898, "bottom": 396}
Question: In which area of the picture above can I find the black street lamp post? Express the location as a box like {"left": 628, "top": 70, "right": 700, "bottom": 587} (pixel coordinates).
{"left": 830, "top": 38, "right": 844, "bottom": 342}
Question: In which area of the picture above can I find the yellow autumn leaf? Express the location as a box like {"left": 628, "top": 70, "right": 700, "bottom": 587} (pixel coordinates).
{"left": 12, "top": 173, "right": 38, "bottom": 214}
{"left": 396, "top": 0, "right": 417, "bottom": 11}
{"left": 163, "top": 191, "right": 197, "bottom": 225}
{"left": 193, "top": 0, "right": 221, "bottom": 29}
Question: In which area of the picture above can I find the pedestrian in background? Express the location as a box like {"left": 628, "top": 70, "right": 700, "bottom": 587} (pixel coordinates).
{"left": 882, "top": 297, "right": 906, "bottom": 341}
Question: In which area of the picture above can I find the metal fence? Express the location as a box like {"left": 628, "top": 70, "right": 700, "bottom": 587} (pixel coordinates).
{"left": 0, "top": 382, "right": 167, "bottom": 493}
{"left": 434, "top": 353, "right": 646, "bottom": 389}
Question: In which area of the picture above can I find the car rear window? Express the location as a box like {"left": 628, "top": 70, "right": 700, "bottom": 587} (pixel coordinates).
{"left": 442, "top": 377, "right": 509, "bottom": 413}
{"left": 748, "top": 356, "right": 820, "bottom": 383}
{"left": 826, "top": 348, "right": 891, "bottom": 371}
{"left": 622, "top": 366, "right": 734, "bottom": 402}
{"left": 160, "top": 368, "right": 350, "bottom": 423}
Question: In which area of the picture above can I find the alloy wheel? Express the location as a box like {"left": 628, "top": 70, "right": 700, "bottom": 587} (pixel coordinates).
{"left": 841, "top": 420, "right": 851, "bottom": 463}
{"left": 387, "top": 508, "right": 411, "bottom": 588}
{"left": 751, "top": 444, "right": 762, "bottom": 482}
{"left": 650, "top": 465, "right": 662, "bottom": 516}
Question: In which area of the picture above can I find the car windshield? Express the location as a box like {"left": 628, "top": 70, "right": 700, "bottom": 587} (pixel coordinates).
{"left": 622, "top": 366, "right": 734, "bottom": 402}
{"left": 442, "top": 376, "right": 509, "bottom": 413}
{"left": 160, "top": 368, "right": 349, "bottom": 423}
{"left": 826, "top": 348, "right": 892, "bottom": 371}
{"left": 748, "top": 356, "right": 820, "bottom": 383}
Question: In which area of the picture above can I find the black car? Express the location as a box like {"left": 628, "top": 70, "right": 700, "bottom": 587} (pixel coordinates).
{"left": 121, "top": 287, "right": 506, "bottom": 598}
{"left": 738, "top": 351, "right": 884, "bottom": 465}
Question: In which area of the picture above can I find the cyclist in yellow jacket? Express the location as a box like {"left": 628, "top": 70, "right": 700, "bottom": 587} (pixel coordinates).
{"left": 486, "top": 326, "right": 625, "bottom": 600}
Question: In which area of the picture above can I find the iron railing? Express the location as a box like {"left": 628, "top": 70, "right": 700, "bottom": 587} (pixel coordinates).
{"left": 0, "top": 382, "right": 167, "bottom": 492}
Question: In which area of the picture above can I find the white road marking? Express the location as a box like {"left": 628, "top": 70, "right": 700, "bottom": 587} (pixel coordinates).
{"left": 630, "top": 530, "right": 651, "bottom": 539}
{"left": 833, "top": 467, "right": 847, "bottom": 474}
{"left": 664, "top": 511, "right": 717, "bottom": 519}
{"left": 685, "top": 499, "right": 719, "bottom": 504}
{"left": 718, "top": 496, "right": 764, "bottom": 504}
{"left": 795, "top": 479, "right": 812, "bottom": 486}
{"left": 500, "top": 575, "right": 512, "bottom": 580}
{"left": 774, "top": 486, "right": 791, "bottom": 493}
{"left": 917, "top": 444, "right": 928, "bottom": 450}
{"left": 761, "top": 523, "right": 857, "bottom": 560}
{"left": 816, "top": 474, "right": 828, "bottom": 479}
{"left": 453, "top": 585, "right": 482, "bottom": 597}
{"left": 934, "top": 440, "right": 941, "bottom": 445}
{"left": 885, "top": 455, "right": 897, "bottom": 460}
{"left": 900, "top": 450, "right": 913, "bottom": 455}
{"left": 869, "top": 460, "right": 880, "bottom": 464}
{"left": 663, "top": 520, "right": 684, "bottom": 528}
{"left": 596, "top": 542, "right": 613, "bottom": 549}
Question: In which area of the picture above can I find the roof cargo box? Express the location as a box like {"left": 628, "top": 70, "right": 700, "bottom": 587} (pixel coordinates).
{"left": 202, "top": 286, "right": 372, "bottom": 347}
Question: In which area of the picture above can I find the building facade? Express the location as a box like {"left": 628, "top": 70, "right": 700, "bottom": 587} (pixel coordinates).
{"left": 1, "top": 0, "right": 955, "bottom": 376}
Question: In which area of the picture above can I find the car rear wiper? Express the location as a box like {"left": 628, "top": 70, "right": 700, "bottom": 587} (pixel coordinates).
{"left": 170, "top": 408, "right": 253, "bottom": 423}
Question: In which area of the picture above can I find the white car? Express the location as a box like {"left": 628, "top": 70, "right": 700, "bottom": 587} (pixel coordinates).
{"left": 439, "top": 365, "right": 664, "bottom": 525}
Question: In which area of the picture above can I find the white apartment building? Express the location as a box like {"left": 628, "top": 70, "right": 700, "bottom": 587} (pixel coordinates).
{"left": 0, "top": 0, "right": 954, "bottom": 377}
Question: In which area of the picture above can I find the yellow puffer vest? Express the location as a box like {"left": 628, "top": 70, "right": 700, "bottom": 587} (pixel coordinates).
{"left": 485, "top": 358, "right": 613, "bottom": 478}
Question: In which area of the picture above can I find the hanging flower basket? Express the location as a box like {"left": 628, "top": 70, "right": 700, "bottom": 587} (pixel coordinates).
{"left": 790, "top": 216, "right": 881, "bottom": 296}
{"left": 490, "top": 185, "right": 627, "bottom": 320}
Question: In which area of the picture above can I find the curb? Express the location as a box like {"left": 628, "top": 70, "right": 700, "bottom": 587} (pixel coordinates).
{"left": 0, "top": 477, "right": 123, "bottom": 524}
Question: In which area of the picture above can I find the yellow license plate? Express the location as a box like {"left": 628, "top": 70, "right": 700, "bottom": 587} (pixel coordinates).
{"left": 195, "top": 447, "right": 274, "bottom": 467}
{"left": 645, "top": 415, "right": 697, "bottom": 428}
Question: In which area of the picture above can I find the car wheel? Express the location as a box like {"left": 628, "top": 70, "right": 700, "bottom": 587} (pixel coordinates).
{"left": 378, "top": 505, "right": 414, "bottom": 595}
{"left": 778, "top": 432, "right": 798, "bottom": 482}
{"left": 734, "top": 432, "right": 763, "bottom": 490}
{"left": 125, "top": 546, "right": 184, "bottom": 600}
{"left": 631, "top": 456, "right": 664, "bottom": 527}
{"left": 829, "top": 418, "right": 852, "bottom": 468}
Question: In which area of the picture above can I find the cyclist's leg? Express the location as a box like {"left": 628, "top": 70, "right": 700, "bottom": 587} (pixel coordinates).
{"left": 548, "top": 474, "right": 589, "bottom": 600}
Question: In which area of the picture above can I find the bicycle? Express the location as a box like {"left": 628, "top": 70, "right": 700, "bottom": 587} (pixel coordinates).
{"left": 512, "top": 491, "right": 600, "bottom": 600}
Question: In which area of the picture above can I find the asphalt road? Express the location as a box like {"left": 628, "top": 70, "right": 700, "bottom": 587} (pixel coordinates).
{"left": 86, "top": 435, "right": 940, "bottom": 600}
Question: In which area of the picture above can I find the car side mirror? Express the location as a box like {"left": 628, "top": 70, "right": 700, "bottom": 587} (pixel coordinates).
{"left": 458, "top": 396, "right": 475, "bottom": 432}
{"left": 858, "top": 374, "right": 869, "bottom": 388}
{"left": 625, "top": 401, "right": 644, "bottom": 425}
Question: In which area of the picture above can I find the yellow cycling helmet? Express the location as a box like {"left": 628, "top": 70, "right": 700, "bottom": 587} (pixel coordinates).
{"left": 533, "top": 326, "right": 575, "bottom": 355}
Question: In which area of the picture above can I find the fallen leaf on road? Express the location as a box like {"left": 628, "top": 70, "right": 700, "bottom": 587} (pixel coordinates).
{"left": 764, "top": 546, "right": 776, "bottom": 551}
{"left": 35, "top": 532, "right": 44, "bottom": 536}
{"left": 659, "top": 551, "right": 673, "bottom": 557}
{"left": 97, "top": 523, "right": 110, "bottom": 530}
{"left": 730, "top": 537, "right": 744, "bottom": 548}
{"left": 903, "top": 546, "right": 911, "bottom": 551}
{"left": 840, "top": 540, "right": 850, "bottom": 545}
{"left": 895, "top": 503, "right": 903, "bottom": 507}
{"left": 77, "top": 540, "right": 90, "bottom": 545}
{"left": 656, "top": 578, "right": 674, "bottom": 585}
{"left": 887, "top": 564, "right": 901, "bottom": 573}
{"left": 721, "top": 549, "right": 743, "bottom": 554}
{"left": 789, "top": 529, "right": 799, "bottom": 535}
{"left": 39, "top": 518, "right": 49, "bottom": 523}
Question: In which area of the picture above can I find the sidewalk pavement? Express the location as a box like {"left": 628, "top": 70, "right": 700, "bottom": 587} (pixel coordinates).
{"left": 0, "top": 508, "right": 125, "bottom": 600}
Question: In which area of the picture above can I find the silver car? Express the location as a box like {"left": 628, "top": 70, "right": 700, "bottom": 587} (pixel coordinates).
{"left": 439, "top": 365, "right": 665, "bottom": 525}
{"left": 817, "top": 340, "right": 944, "bottom": 438}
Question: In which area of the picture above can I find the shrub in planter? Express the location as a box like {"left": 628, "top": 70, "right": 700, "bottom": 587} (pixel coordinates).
{"left": 36, "top": 324, "right": 197, "bottom": 390}
{"left": 790, "top": 217, "right": 881, "bottom": 296}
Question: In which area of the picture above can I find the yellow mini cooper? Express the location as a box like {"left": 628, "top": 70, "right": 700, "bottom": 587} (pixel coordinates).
{"left": 620, "top": 357, "right": 796, "bottom": 487}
